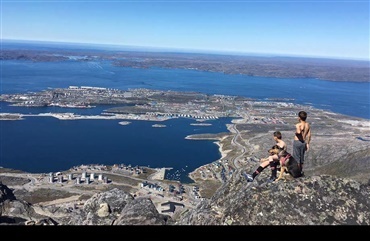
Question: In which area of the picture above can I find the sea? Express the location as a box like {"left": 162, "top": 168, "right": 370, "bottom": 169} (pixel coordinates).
{"left": 1, "top": 43, "right": 369, "bottom": 183}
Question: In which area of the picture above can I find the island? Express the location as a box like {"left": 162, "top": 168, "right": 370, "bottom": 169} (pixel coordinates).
{"left": 118, "top": 121, "right": 131, "bottom": 125}
{"left": 152, "top": 124, "right": 166, "bottom": 128}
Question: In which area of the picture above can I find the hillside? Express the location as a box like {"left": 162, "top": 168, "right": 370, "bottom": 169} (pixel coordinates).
{"left": 1, "top": 175, "right": 369, "bottom": 226}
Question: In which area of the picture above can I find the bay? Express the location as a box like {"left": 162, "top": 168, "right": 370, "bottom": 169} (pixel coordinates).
{"left": 0, "top": 112, "right": 231, "bottom": 184}
{"left": 1, "top": 58, "right": 369, "bottom": 183}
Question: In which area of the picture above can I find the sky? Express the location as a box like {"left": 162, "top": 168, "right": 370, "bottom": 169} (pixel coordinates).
{"left": 1, "top": 0, "right": 369, "bottom": 60}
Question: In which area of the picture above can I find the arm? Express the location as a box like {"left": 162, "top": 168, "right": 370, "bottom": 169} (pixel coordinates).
{"left": 260, "top": 158, "right": 268, "bottom": 163}
{"left": 270, "top": 154, "right": 279, "bottom": 162}
{"left": 260, "top": 155, "right": 275, "bottom": 163}
{"left": 305, "top": 124, "right": 311, "bottom": 151}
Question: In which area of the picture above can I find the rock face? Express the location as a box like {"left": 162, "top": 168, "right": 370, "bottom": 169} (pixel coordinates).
{"left": 176, "top": 175, "right": 370, "bottom": 225}
{"left": 0, "top": 185, "right": 172, "bottom": 225}
{"left": 75, "top": 188, "right": 171, "bottom": 225}
{"left": 113, "top": 198, "right": 172, "bottom": 225}
{"left": 1, "top": 174, "right": 370, "bottom": 225}
{"left": 0, "top": 183, "right": 50, "bottom": 225}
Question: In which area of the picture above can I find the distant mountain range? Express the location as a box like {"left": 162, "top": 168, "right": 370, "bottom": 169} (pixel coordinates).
{"left": 2, "top": 39, "right": 369, "bottom": 82}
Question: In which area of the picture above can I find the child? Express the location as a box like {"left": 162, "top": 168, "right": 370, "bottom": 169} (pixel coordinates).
{"left": 243, "top": 145, "right": 282, "bottom": 182}
{"left": 269, "top": 131, "right": 287, "bottom": 181}
{"left": 293, "top": 111, "right": 311, "bottom": 175}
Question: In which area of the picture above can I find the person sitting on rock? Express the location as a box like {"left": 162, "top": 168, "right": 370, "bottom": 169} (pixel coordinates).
{"left": 243, "top": 145, "right": 282, "bottom": 183}
{"left": 269, "top": 131, "right": 287, "bottom": 181}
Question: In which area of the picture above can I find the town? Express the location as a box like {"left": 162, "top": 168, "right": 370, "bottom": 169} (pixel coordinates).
{"left": 0, "top": 86, "right": 297, "bottom": 125}
{"left": 3, "top": 86, "right": 363, "bottom": 218}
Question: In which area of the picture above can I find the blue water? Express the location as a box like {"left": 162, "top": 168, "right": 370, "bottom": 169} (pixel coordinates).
{"left": 1, "top": 58, "right": 369, "bottom": 183}
{"left": 2, "top": 60, "right": 369, "bottom": 119}
{"left": 0, "top": 113, "right": 231, "bottom": 183}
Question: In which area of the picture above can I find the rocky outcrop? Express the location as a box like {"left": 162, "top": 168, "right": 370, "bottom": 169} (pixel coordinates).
{"left": 0, "top": 183, "right": 52, "bottom": 225}
{"left": 1, "top": 174, "right": 370, "bottom": 225}
{"left": 10, "top": 187, "right": 171, "bottom": 225}
{"left": 77, "top": 188, "right": 134, "bottom": 225}
{"left": 0, "top": 182, "right": 16, "bottom": 203}
{"left": 70, "top": 188, "right": 170, "bottom": 225}
{"left": 113, "top": 198, "right": 172, "bottom": 225}
{"left": 176, "top": 174, "right": 370, "bottom": 225}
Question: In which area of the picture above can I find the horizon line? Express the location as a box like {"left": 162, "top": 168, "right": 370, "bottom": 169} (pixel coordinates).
{"left": 1, "top": 38, "right": 369, "bottom": 62}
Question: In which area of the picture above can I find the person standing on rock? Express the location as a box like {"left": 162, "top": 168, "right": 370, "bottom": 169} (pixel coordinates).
{"left": 292, "top": 111, "right": 311, "bottom": 175}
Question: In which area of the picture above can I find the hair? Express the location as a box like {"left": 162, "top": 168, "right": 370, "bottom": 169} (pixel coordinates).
{"left": 273, "top": 131, "right": 282, "bottom": 139}
{"left": 298, "top": 111, "right": 307, "bottom": 121}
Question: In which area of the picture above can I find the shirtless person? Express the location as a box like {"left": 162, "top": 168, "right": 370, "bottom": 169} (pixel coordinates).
{"left": 243, "top": 145, "right": 281, "bottom": 182}
{"left": 293, "top": 111, "right": 311, "bottom": 175}
{"left": 243, "top": 131, "right": 287, "bottom": 182}
{"left": 269, "top": 131, "right": 287, "bottom": 181}
{"left": 274, "top": 131, "right": 287, "bottom": 151}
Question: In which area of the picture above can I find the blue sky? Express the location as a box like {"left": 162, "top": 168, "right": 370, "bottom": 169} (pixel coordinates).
{"left": 1, "top": 0, "right": 369, "bottom": 60}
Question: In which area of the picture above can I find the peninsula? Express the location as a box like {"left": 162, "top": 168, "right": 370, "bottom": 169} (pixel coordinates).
{"left": 0, "top": 86, "right": 370, "bottom": 225}
{"left": 1, "top": 47, "right": 369, "bottom": 82}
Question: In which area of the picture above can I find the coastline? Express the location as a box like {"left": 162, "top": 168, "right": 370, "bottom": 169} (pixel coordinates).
{"left": 188, "top": 136, "right": 230, "bottom": 181}
{"left": 3, "top": 94, "right": 369, "bottom": 187}
{"left": 0, "top": 112, "right": 173, "bottom": 121}
{"left": 0, "top": 111, "right": 232, "bottom": 185}
{"left": 215, "top": 138, "right": 230, "bottom": 161}
{"left": 150, "top": 167, "right": 172, "bottom": 180}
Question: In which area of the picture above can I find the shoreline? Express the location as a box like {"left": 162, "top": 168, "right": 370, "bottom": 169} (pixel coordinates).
{"left": 0, "top": 111, "right": 236, "bottom": 185}
{"left": 0, "top": 112, "right": 173, "bottom": 121}
{"left": 5, "top": 105, "right": 369, "bottom": 186}
{"left": 188, "top": 136, "right": 230, "bottom": 181}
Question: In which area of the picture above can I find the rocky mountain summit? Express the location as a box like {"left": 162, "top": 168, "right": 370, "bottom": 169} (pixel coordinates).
{"left": 177, "top": 174, "right": 370, "bottom": 225}
{"left": 1, "top": 174, "right": 369, "bottom": 226}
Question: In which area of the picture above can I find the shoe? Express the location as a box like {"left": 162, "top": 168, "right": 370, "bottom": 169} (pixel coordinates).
{"left": 266, "top": 176, "right": 276, "bottom": 183}
{"left": 243, "top": 173, "right": 254, "bottom": 182}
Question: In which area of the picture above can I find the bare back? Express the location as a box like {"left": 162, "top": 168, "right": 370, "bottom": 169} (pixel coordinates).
{"left": 294, "top": 122, "right": 311, "bottom": 143}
